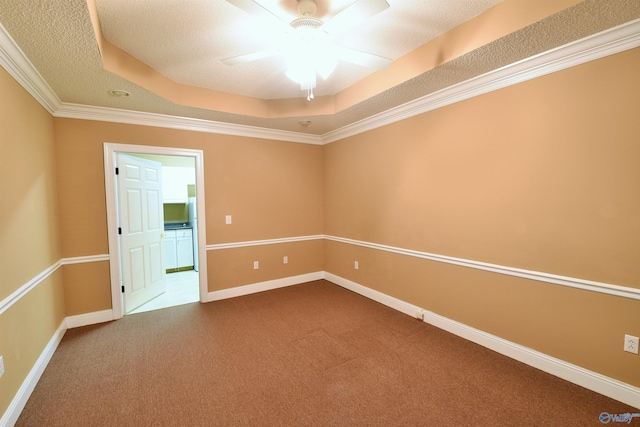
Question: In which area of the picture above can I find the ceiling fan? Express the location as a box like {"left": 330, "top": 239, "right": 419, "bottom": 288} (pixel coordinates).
{"left": 223, "top": 0, "right": 392, "bottom": 100}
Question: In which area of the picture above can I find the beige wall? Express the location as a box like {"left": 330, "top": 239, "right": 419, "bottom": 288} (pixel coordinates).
{"left": 53, "top": 119, "right": 325, "bottom": 311}
{"left": 323, "top": 47, "right": 640, "bottom": 387}
{"left": 0, "top": 67, "right": 66, "bottom": 415}
{"left": 3, "top": 21, "right": 640, "bottom": 419}
{"left": 209, "top": 240, "right": 324, "bottom": 292}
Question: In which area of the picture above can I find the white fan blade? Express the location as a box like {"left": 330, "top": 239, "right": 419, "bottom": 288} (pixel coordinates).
{"left": 225, "top": 0, "right": 286, "bottom": 25}
{"left": 221, "top": 48, "right": 280, "bottom": 65}
{"left": 321, "top": 0, "right": 390, "bottom": 37}
{"left": 332, "top": 46, "right": 391, "bottom": 71}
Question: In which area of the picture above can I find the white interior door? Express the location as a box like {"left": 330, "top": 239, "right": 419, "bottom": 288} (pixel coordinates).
{"left": 117, "top": 153, "right": 166, "bottom": 313}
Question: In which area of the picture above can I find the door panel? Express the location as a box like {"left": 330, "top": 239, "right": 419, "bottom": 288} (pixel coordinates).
{"left": 126, "top": 189, "right": 143, "bottom": 232}
{"left": 147, "top": 190, "right": 161, "bottom": 231}
{"left": 149, "top": 241, "right": 163, "bottom": 283}
{"left": 129, "top": 246, "right": 145, "bottom": 292}
{"left": 117, "top": 153, "right": 166, "bottom": 313}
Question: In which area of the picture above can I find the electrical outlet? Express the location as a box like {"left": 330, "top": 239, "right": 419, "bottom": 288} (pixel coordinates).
{"left": 283, "top": 256, "right": 288, "bottom": 264}
{"left": 225, "top": 215, "right": 232, "bottom": 225}
{"left": 624, "top": 334, "right": 639, "bottom": 354}
{"left": 354, "top": 261, "right": 359, "bottom": 270}
{"left": 0, "top": 355, "right": 4, "bottom": 378}
{"left": 253, "top": 261, "right": 259, "bottom": 270}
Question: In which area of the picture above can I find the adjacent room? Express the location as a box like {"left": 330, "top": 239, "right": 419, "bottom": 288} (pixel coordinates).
{"left": 1, "top": 0, "right": 639, "bottom": 425}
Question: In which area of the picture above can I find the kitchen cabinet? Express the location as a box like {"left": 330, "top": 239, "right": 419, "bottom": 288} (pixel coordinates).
{"left": 164, "top": 229, "right": 193, "bottom": 271}
{"left": 162, "top": 166, "right": 195, "bottom": 203}
{"left": 176, "top": 230, "right": 194, "bottom": 268}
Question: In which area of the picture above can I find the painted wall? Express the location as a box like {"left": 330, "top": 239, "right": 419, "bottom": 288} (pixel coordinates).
{"left": 53, "top": 119, "right": 325, "bottom": 312}
{"left": 323, "top": 47, "right": 640, "bottom": 387}
{"left": 0, "top": 67, "right": 66, "bottom": 416}
{"left": 2, "top": 18, "right": 640, "bottom": 420}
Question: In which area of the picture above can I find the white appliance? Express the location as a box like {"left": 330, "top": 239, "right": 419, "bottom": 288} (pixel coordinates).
{"left": 188, "top": 197, "right": 199, "bottom": 272}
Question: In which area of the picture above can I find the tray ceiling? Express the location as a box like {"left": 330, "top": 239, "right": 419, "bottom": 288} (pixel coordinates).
{"left": 0, "top": 0, "right": 639, "bottom": 137}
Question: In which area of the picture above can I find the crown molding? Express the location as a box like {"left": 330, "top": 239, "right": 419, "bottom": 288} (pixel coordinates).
{"left": 321, "top": 18, "right": 640, "bottom": 144}
{"left": 0, "top": 23, "right": 61, "bottom": 114}
{"left": 54, "top": 103, "right": 324, "bottom": 145}
{"left": 0, "top": 21, "right": 321, "bottom": 145}
{"left": 2, "top": 19, "right": 639, "bottom": 145}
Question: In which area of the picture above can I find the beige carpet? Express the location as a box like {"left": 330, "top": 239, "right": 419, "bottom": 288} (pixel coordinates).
{"left": 16, "top": 280, "right": 636, "bottom": 426}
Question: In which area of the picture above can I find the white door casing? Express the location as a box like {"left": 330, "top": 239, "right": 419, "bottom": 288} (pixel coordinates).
{"left": 104, "top": 143, "right": 207, "bottom": 320}
{"left": 117, "top": 153, "right": 166, "bottom": 313}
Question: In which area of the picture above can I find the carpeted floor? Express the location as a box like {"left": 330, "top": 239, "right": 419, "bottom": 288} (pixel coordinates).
{"left": 16, "top": 280, "right": 637, "bottom": 426}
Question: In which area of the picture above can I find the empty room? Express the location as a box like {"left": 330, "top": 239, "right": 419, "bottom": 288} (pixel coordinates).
{"left": 1, "top": 0, "right": 639, "bottom": 425}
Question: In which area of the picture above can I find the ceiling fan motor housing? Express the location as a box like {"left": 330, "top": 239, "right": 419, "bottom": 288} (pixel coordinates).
{"left": 290, "top": 17, "right": 323, "bottom": 31}
{"left": 297, "top": 0, "right": 318, "bottom": 17}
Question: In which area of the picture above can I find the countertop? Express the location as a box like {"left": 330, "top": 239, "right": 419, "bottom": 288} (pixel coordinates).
{"left": 164, "top": 223, "right": 192, "bottom": 230}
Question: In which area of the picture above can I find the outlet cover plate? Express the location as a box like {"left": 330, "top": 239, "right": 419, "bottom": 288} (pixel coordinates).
{"left": 0, "top": 355, "right": 4, "bottom": 378}
{"left": 624, "top": 335, "right": 639, "bottom": 354}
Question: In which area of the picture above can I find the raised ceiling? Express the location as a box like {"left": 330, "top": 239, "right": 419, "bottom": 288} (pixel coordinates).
{"left": 95, "top": 0, "right": 502, "bottom": 100}
{"left": 0, "top": 0, "right": 639, "bottom": 137}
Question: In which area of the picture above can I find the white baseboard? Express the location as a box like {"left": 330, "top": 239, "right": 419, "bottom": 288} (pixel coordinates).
{"left": 0, "top": 321, "right": 66, "bottom": 427}
{"left": 323, "top": 272, "right": 640, "bottom": 410}
{"left": 207, "top": 272, "right": 324, "bottom": 302}
{"left": 65, "top": 309, "right": 114, "bottom": 329}
{"left": 323, "top": 272, "right": 424, "bottom": 319}
{"left": 420, "top": 308, "right": 640, "bottom": 409}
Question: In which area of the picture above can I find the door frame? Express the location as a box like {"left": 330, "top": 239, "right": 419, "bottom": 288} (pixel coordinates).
{"left": 104, "top": 142, "right": 208, "bottom": 320}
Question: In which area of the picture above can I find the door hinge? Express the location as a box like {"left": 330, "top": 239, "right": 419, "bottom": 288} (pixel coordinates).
{"left": 115, "top": 167, "right": 119, "bottom": 175}
{"left": 121, "top": 285, "right": 125, "bottom": 293}
{"left": 118, "top": 227, "right": 122, "bottom": 235}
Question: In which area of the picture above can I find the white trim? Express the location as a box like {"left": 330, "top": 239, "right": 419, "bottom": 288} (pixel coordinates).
{"left": 0, "top": 321, "right": 66, "bottom": 427}
{"left": 103, "top": 143, "right": 209, "bottom": 320}
{"left": 0, "top": 23, "right": 60, "bottom": 114}
{"left": 2, "top": 19, "right": 639, "bottom": 145}
{"left": 207, "top": 235, "right": 324, "bottom": 251}
{"left": 207, "top": 272, "right": 323, "bottom": 302}
{"left": 420, "top": 308, "right": 640, "bottom": 410}
{"left": 321, "top": 18, "right": 640, "bottom": 144}
{"left": 60, "top": 254, "right": 110, "bottom": 265}
{"left": 55, "top": 103, "right": 323, "bottom": 145}
{"left": 65, "top": 309, "right": 114, "bottom": 329}
{"left": 0, "top": 261, "right": 61, "bottom": 316}
{"left": 325, "top": 235, "right": 640, "bottom": 301}
{"left": 323, "top": 272, "right": 424, "bottom": 319}
{"left": 3, "top": 230, "right": 637, "bottom": 322}
{"left": 0, "top": 256, "right": 109, "bottom": 316}
{"left": 323, "top": 272, "right": 640, "bottom": 409}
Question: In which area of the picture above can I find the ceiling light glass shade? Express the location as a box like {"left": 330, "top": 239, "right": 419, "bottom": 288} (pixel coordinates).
{"left": 286, "top": 62, "right": 316, "bottom": 89}
{"left": 282, "top": 26, "right": 337, "bottom": 90}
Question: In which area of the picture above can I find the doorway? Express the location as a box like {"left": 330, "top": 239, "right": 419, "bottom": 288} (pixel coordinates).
{"left": 104, "top": 143, "right": 207, "bottom": 320}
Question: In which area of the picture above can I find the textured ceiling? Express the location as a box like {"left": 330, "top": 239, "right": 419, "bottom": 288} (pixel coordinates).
{"left": 0, "top": 1, "right": 639, "bottom": 136}
{"left": 95, "top": 0, "right": 502, "bottom": 99}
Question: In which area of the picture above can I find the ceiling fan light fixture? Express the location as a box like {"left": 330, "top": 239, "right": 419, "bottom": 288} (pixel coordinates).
{"left": 317, "top": 55, "right": 338, "bottom": 80}
{"left": 223, "top": 0, "right": 392, "bottom": 101}
{"left": 283, "top": 23, "right": 336, "bottom": 94}
{"left": 297, "top": 0, "right": 317, "bottom": 17}
{"left": 286, "top": 62, "right": 316, "bottom": 88}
